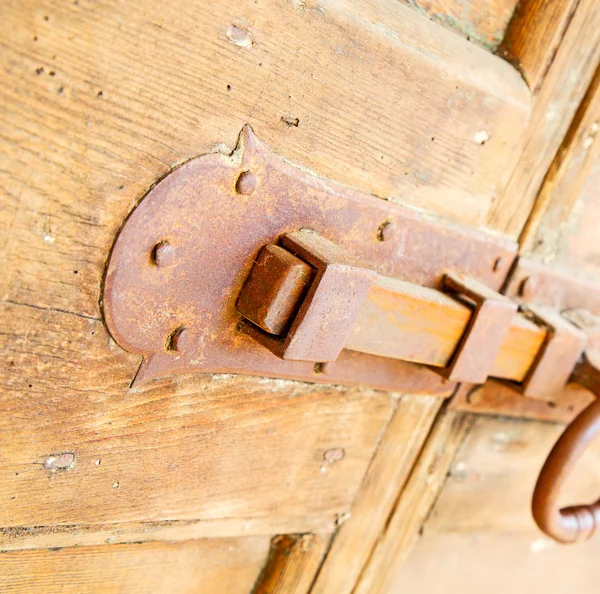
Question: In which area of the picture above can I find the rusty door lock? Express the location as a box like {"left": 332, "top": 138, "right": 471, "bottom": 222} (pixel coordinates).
{"left": 102, "top": 127, "right": 600, "bottom": 544}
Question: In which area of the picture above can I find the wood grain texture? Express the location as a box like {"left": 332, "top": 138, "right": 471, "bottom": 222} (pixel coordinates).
{"left": 348, "top": 276, "right": 546, "bottom": 383}
{"left": 0, "top": 537, "right": 270, "bottom": 593}
{"left": 0, "top": 516, "right": 335, "bottom": 552}
{"left": 553, "top": 158, "right": 600, "bottom": 279}
{"left": 0, "top": 0, "right": 530, "bottom": 323}
{"left": 389, "top": 416, "right": 600, "bottom": 594}
{"left": 401, "top": 0, "right": 518, "bottom": 50}
{"left": 353, "top": 410, "right": 472, "bottom": 594}
{"left": 427, "top": 416, "right": 600, "bottom": 534}
{"left": 311, "top": 395, "right": 443, "bottom": 594}
{"left": 252, "top": 534, "right": 331, "bottom": 594}
{"left": 0, "top": 301, "right": 395, "bottom": 528}
{"left": 499, "top": 0, "right": 579, "bottom": 92}
{"left": 520, "top": 66, "right": 600, "bottom": 258}
{"left": 390, "top": 531, "right": 600, "bottom": 594}
{"left": 487, "top": 0, "right": 600, "bottom": 237}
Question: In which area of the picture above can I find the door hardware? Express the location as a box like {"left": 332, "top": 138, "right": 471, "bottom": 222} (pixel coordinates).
{"left": 102, "top": 127, "right": 600, "bottom": 544}
{"left": 103, "top": 126, "right": 515, "bottom": 394}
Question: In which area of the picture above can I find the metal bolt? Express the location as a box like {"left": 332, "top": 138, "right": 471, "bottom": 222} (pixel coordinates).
{"left": 236, "top": 171, "right": 257, "bottom": 195}
{"left": 152, "top": 241, "right": 175, "bottom": 267}
{"left": 377, "top": 220, "right": 396, "bottom": 242}
{"left": 519, "top": 275, "right": 540, "bottom": 299}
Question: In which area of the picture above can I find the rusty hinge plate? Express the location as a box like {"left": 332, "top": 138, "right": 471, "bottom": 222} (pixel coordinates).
{"left": 449, "top": 381, "right": 594, "bottom": 424}
{"left": 103, "top": 126, "right": 516, "bottom": 392}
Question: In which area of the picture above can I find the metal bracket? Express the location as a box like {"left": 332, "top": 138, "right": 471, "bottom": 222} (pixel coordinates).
{"left": 102, "top": 126, "right": 516, "bottom": 393}
{"left": 518, "top": 305, "right": 586, "bottom": 401}
{"left": 439, "top": 273, "right": 518, "bottom": 384}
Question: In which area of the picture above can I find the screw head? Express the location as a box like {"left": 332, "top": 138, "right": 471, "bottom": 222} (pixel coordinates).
{"left": 152, "top": 241, "right": 175, "bottom": 267}
{"left": 377, "top": 220, "right": 396, "bottom": 242}
{"left": 236, "top": 171, "right": 258, "bottom": 195}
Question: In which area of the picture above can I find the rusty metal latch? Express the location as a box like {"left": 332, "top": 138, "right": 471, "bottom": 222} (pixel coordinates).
{"left": 236, "top": 230, "right": 600, "bottom": 544}
{"left": 102, "top": 127, "right": 600, "bottom": 545}
{"left": 236, "top": 229, "right": 587, "bottom": 397}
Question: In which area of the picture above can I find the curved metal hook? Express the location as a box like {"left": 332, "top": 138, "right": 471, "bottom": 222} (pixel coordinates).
{"left": 532, "top": 351, "right": 600, "bottom": 543}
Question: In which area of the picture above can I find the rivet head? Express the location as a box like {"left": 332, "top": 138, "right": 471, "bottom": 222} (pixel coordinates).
{"left": 167, "top": 327, "right": 188, "bottom": 352}
{"left": 377, "top": 220, "right": 396, "bottom": 242}
{"left": 236, "top": 171, "right": 257, "bottom": 195}
{"left": 152, "top": 241, "right": 175, "bottom": 267}
{"left": 466, "top": 385, "right": 484, "bottom": 405}
{"left": 519, "top": 275, "right": 539, "bottom": 299}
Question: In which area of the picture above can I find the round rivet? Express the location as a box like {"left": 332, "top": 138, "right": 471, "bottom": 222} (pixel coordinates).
{"left": 466, "top": 385, "right": 484, "bottom": 405}
{"left": 377, "top": 220, "right": 396, "bottom": 242}
{"left": 152, "top": 241, "right": 175, "bottom": 267}
{"left": 519, "top": 275, "right": 539, "bottom": 299}
{"left": 167, "top": 327, "right": 188, "bottom": 352}
{"left": 236, "top": 171, "right": 257, "bottom": 195}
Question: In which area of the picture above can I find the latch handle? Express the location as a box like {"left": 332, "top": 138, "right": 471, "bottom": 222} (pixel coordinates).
{"left": 532, "top": 351, "right": 600, "bottom": 543}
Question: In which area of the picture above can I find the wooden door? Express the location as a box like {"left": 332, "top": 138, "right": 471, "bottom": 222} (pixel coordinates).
{"left": 1, "top": 0, "right": 599, "bottom": 592}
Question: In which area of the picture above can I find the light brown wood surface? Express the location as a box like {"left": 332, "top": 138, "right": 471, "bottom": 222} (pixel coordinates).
{"left": 311, "top": 395, "right": 443, "bottom": 594}
{"left": 253, "top": 534, "right": 331, "bottom": 594}
{"left": 499, "top": 0, "right": 580, "bottom": 92}
{"left": 400, "top": 0, "right": 518, "bottom": 49}
{"left": 354, "top": 410, "right": 473, "bottom": 594}
{"left": 488, "top": 0, "right": 600, "bottom": 237}
{"left": 0, "top": 537, "right": 271, "bottom": 593}
{"left": 520, "top": 65, "right": 600, "bottom": 259}
{"left": 391, "top": 531, "right": 600, "bottom": 594}
{"left": 428, "top": 416, "right": 600, "bottom": 533}
{"left": 388, "top": 416, "right": 600, "bottom": 594}
{"left": 0, "top": 516, "right": 335, "bottom": 552}
{"left": 1, "top": 304, "right": 395, "bottom": 528}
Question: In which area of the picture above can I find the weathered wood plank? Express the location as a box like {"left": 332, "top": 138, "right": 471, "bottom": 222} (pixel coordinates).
{"left": 499, "top": 0, "right": 580, "bottom": 92}
{"left": 519, "top": 66, "right": 600, "bottom": 274}
{"left": 0, "top": 302, "right": 395, "bottom": 528}
{"left": 0, "top": 0, "right": 530, "bottom": 322}
{"left": 488, "top": 0, "right": 600, "bottom": 237}
{"left": 391, "top": 531, "right": 600, "bottom": 594}
{"left": 311, "top": 395, "right": 443, "bottom": 594}
{"left": 401, "top": 0, "right": 519, "bottom": 50}
{"left": 0, "top": 537, "right": 270, "bottom": 593}
{"left": 389, "top": 416, "right": 600, "bottom": 594}
{"left": 253, "top": 534, "right": 331, "bottom": 594}
{"left": 353, "top": 410, "right": 472, "bottom": 594}
{"left": 427, "top": 416, "right": 600, "bottom": 534}
{"left": 0, "top": 516, "right": 335, "bottom": 552}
